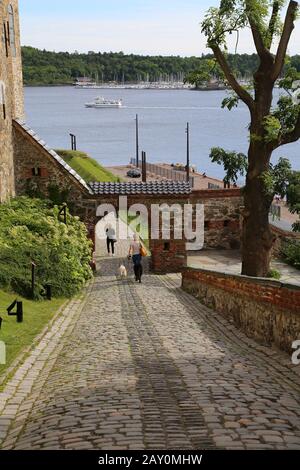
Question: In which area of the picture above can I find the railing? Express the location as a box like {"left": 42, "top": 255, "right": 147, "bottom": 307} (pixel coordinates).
{"left": 130, "top": 159, "right": 195, "bottom": 188}
{"left": 208, "top": 182, "right": 222, "bottom": 189}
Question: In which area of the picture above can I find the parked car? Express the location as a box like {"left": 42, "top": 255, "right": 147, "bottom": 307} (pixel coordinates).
{"left": 127, "top": 169, "right": 141, "bottom": 178}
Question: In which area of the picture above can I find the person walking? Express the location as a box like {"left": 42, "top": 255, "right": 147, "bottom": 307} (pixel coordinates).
{"left": 128, "top": 234, "right": 144, "bottom": 283}
{"left": 106, "top": 224, "right": 117, "bottom": 256}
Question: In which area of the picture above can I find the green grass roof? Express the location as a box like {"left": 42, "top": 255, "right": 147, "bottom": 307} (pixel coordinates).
{"left": 55, "top": 150, "right": 121, "bottom": 183}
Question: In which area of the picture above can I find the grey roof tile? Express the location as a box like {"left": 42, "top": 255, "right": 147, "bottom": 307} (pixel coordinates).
{"left": 89, "top": 181, "right": 191, "bottom": 196}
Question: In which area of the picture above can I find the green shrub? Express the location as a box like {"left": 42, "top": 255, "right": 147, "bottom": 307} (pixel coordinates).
{"left": 267, "top": 269, "right": 281, "bottom": 280}
{"left": 0, "top": 197, "right": 93, "bottom": 298}
{"left": 282, "top": 241, "right": 300, "bottom": 270}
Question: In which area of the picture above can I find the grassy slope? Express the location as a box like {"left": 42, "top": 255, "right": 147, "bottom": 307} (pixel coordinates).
{"left": 0, "top": 290, "right": 65, "bottom": 377}
{"left": 55, "top": 150, "right": 121, "bottom": 183}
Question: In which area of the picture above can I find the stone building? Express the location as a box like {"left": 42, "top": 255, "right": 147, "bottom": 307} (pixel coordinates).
{"left": 0, "top": 0, "right": 23, "bottom": 202}
{"left": 0, "top": 0, "right": 93, "bottom": 207}
{"left": 0, "top": 0, "right": 244, "bottom": 273}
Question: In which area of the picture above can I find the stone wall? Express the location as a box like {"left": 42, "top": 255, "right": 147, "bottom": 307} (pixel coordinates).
{"left": 271, "top": 224, "right": 300, "bottom": 257}
{"left": 182, "top": 267, "right": 300, "bottom": 353}
{"left": 191, "top": 189, "right": 243, "bottom": 250}
{"left": 13, "top": 121, "right": 91, "bottom": 211}
{"left": 0, "top": 0, "right": 24, "bottom": 202}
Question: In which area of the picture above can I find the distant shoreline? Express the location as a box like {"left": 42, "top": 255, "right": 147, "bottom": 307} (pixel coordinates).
{"left": 23, "top": 84, "right": 227, "bottom": 91}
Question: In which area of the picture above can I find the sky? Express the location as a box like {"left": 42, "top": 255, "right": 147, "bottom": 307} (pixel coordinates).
{"left": 19, "top": 0, "right": 300, "bottom": 57}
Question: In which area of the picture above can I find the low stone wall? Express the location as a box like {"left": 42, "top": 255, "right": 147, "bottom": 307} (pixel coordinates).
{"left": 271, "top": 224, "right": 300, "bottom": 256}
{"left": 182, "top": 267, "right": 300, "bottom": 353}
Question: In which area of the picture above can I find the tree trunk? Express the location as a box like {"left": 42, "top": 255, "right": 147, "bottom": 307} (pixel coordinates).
{"left": 241, "top": 146, "right": 275, "bottom": 277}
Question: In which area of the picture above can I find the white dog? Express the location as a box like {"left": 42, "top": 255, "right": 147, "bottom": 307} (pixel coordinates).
{"left": 118, "top": 264, "right": 127, "bottom": 278}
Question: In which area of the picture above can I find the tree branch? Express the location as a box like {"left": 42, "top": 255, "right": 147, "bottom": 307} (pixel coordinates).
{"left": 279, "top": 110, "right": 300, "bottom": 146}
{"left": 267, "top": 1, "right": 280, "bottom": 49}
{"left": 271, "top": 0, "right": 299, "bottom": 81}
{"left": 245, "top": 0, "right": 274, "bottom": 61}
{"left": 211, "top": 44, "right": 255, "bottom": 112}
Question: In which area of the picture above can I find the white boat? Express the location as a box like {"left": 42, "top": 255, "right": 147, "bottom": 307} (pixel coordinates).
{"left": 85, "top": 96, "right": 123, "bottom": 108}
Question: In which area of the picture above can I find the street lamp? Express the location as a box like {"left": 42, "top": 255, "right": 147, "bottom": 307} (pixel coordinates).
{"left": 186, "top": 122, "right": 190, "bottom": 183}
{"left": 70, "top": 133, "right": 77, "bottom": 151}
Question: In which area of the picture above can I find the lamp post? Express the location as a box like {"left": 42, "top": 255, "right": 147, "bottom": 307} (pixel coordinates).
{"left": 186, "top": 122, "right": 190, "bottom": 183}
{"left": 70, "top": 133, "right": 77, "bottom": 151}
{"left": 141, "top": 151, "right": 147, "bottom": 182}
{"left": 31, "top": 261, "right": 36, "bottom": 299}
{"left": 135, "top": 115, "right": 139, "bottom": 167}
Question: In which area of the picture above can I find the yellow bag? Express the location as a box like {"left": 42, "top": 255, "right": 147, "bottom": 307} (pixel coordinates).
{"left": 140, "top": 245, "right": 147, "bottom": 257}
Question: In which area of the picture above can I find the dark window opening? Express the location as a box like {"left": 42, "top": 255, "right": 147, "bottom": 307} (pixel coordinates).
{"left": 8, "top": 5, "right": 16, "bottom": 57}
{"left": 224, "top": 220, "right": 230, "bottom": 227}
{"left": 163, "top": 242, "right": 170, "bottom": 251}
{"left": 204, "top": 221, "right": 209, "bottom": 229}
{"left": 0, "top": 84, "right": 6, "bottom": 119}
{"left": 32, "top": 168, "right": 41, "bottom": 177}
{"left": 3, "top": 22, "right": 9, "bottom": 57}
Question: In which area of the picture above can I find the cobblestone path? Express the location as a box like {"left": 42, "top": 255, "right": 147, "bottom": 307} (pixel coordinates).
{"left": 1, "top": 251, "right": 300, "bottom": 449}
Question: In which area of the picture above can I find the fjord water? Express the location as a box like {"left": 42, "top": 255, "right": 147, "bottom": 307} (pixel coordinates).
{"left": 24, "top": 86, "right": 300, "bottom": 180}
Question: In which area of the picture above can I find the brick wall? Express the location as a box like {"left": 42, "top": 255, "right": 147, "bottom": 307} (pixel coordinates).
{"left": 182, "top": 267, "right": 300, "bottom": 353}
{"left": 150, "top": 239, "right": 187, "bottom": 273}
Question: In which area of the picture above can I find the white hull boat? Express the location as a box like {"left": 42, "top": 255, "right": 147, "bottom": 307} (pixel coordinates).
{"left": 85, "top": 96, "right": 123, "bottom": 108}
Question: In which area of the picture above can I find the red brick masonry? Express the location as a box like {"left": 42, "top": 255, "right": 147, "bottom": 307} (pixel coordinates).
{"left": 183, "top": 268, "right": 300, "bottom": 313}
{"left": 182, "top": 267, "right": 300, "bottom": 352}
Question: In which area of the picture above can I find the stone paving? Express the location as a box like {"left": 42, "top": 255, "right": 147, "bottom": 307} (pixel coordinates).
{"left": 0, "top": 241, "right": 300, "bottom": 449}
{"left": 188, "top": 250, "right": 300, "bottom": 286}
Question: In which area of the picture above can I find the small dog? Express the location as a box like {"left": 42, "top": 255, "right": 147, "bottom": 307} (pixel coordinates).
{"left": 118, "top": 264, "right": 127, "bottom": 279}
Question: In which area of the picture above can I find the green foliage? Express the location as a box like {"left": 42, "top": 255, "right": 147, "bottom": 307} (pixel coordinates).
{"left": 279, "top": 64, "right": 300, "bottom": 92}
{"left": 55, "top": 150, "right": 121, "bottom": 183}
{"left": 209, "top": 147, "right": 247, "bottom": 184}
{"left": 267, "top": 269, "right": 281, "bottom": 280}
{"left": 22, "top": 46, "right": 293, "bottom": 85}
{"left": 273, "top": 95, "right": 300, "bottom": 136}
{"left": 287, "top": 171, "right": 300, "bottom": 212}
{"left": 202, "top": 5, "right": 248, "bottom": 48}
{"left": 201, "top": 0, "right": 287, "bottom": 49}
{"left": 184, "top": 59, "right": 224, "bottom": 87}
{"left": 263, "top": 115, "right": 281, "bottom": 143}
{"left": 260, "top": 158, "right": 292, "bottom": 199}
{"left": 282, "top": 241, "right": 300, "bottom": 270}
{"left": 0, "top": 197, "right": 92, "bottom": 299}
{"left": 222, "top": 93, "right": 240, "bottom": 110}
{"left": 286, "top": 171, "right": 300, "bottom": 231}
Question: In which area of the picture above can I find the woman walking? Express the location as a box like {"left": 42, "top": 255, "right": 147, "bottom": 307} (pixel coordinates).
{"left": 128, "top": 234, "right": 144, "bottom": 283}
{"left": 106, "top": 224, "right": 117, "bottom": 256}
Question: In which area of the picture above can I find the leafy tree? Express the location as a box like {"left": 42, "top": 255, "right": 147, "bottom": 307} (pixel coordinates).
{"left": 286, "top": 171, "right": 300, "bottom": 231}
{"left": 184, "top": 59, "right": 224, "bottom": 88}
{"left": 201, "top": 0, "right": 300, "bottom": 277}
{"left": 0, "top": 197, "right": 92, "bottom": 298}
{"left": 209, "top": 147, "right": 248, "bottom": 185}
{"left": 21, "top": 46, "right": 300, "bottom": 86}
